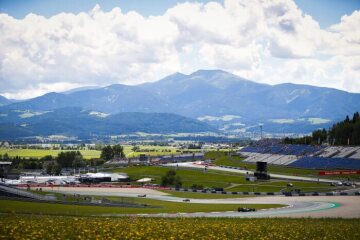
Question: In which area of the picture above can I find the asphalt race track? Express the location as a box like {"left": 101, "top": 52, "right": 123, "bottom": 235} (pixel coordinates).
{"left": 131, "top": 201, "right": 339, "bottom": 218}
{"left": 41, "top": 186, "right": 360, "bottom": 218}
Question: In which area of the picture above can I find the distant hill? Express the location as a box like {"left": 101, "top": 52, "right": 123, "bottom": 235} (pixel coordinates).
{"left": 2, "top": 84, "right": 169, "bottom": 113}
{"left": 0, "top": 108, "right": 214, "bottom": 139}
{"left": 2, "top": 69, "right": 360, "bottom": 135}
{"left": 140, "top": 70, "right": 360, "bottom": 120}
{"left": 62, "top": 86, "right": 101, "bottom": 94}
{"left": 0, "top": 95, "right": 12, "bottom": 106}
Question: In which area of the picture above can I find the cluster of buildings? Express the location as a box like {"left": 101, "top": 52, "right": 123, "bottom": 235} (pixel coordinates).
{"left": 2, "top": 172, "right": 130, "bottom": 185}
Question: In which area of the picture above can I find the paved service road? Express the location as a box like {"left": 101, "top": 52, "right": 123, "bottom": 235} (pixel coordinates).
{"left": 164, "top": 162, "right": 360, "bottom": 184}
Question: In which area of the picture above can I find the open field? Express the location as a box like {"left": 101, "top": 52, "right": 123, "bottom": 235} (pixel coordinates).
{"left": 0, "top": 199, "right": 282, "bottom": 216}
{"left": 0, "top": 145, "right": 206, "bottom": 159}
{"left": 0, "top": 148, "right": 101, "bottom": 159}
{"left": 117, "top": 166, "right": 249, "bottom": 189}
{"left": 115, "top": 166, "right": 341, "bottom": 192}
{"left": 1, "top": 215, "right": 359, "bottom": 240}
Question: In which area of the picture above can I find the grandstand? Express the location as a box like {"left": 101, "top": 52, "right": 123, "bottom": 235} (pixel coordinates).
{"left": 351, "top": 150, "right": 360, "bottom": 159}
{"left": 240, "top": 140, "right": 360, "bottom": 170}
{"left": 159, "top": 153, "right": 204, "bottom": 163}
{"left": 241, "top": 140, "right": 323, "bottom": 157}
{"left": 289, "top": 157, "right": 360, "bottom": 170}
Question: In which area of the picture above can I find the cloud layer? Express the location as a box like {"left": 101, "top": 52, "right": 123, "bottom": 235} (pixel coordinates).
{"left": 0, "top": 0, "right": 359, "bottom": 99}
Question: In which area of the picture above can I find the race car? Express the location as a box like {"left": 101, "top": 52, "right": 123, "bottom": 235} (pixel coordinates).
{"left": 238, "top": 207, "right": 256, "bottom": 212}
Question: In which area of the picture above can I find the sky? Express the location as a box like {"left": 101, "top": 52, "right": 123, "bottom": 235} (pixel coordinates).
{"left": 0, "top": 0, "right": 360, "bottom": 99}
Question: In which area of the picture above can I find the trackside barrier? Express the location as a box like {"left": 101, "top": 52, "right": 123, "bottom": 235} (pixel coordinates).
{"left": 168, "top": 187, "right": 360, "bottom": 196}
{"left": 0, "top": 196, "right": 149, "bottom": 208}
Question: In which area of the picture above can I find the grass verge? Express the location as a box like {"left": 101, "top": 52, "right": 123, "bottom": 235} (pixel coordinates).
{"left": 0, "top": 199, "right": 283, "bottom": 216}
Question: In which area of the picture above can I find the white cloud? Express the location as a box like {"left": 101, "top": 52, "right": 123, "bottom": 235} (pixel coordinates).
{"left": 0, "top": 0, "right": 359, "bottom": 99}
{"left": 330, "top": 10, "right": 360, "bottom": 45}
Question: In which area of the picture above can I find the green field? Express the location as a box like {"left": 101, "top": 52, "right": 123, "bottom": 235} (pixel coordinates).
{"left": 1, "top": 215, "right": 359, "bottom": 240}
{"left": 0, "top": 148, "right": 101, "bottom": 159}
{"left": 0, "top": 199, "right": 282, "bottom": 216}
{"left": 116, "top": 166, "right": 250, "bottom": 189}
{"left": 114, "top": 166, "right": 340, "bottom": 192}
{"left": 0, "top": 145, "right": 204, "bottom": 159}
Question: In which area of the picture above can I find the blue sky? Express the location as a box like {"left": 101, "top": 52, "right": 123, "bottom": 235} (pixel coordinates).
{"left": 0, "top": 0, "right": 359, "bottom": 99}
{"left": 1, "top": 0, "right": 360, "bottom": 27}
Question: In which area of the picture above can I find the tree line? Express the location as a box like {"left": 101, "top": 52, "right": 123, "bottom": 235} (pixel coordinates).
{"left": 329, "top": 112, "right": 360, "bottom": 145}
{"left": 1, "top": 144, "right": 125, "bottom": 175}
{"left": 283, "top": 112, "right": 360, "bottom": 145}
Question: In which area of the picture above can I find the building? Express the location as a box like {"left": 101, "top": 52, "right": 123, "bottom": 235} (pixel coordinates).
{"left": 79, "top": 172, "right": 129, "bottom": 183}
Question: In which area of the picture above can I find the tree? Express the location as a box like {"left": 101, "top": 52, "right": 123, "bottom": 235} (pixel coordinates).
{"left": 352, "top": 112, "right": 360, "bottom": 123}
{"left": 100, "top": 145, "right": 125, "bottom": 160}
{"left": 174, "top": 176, "right": 182, "bottom": 188}
{"left": 132, "top": 145, "right": 140, "bottom": 152}
{"left": 45, "top": 162, "right": 62, "bottom": 175}
{"left": 328, "top": 112, "right": 360, "bottom": 145}
{"left": 161, "top": 170, "right": 182, "bottom": 187}
{"left": 56, "top": 151, "right": 83, "bottom": 168}
{"left": 41, "top": 155, "right": 54, "bottom": 162}
{"left": 73, "top": 154, "right": 85, "bottom": 169}
{"left": 101, "top": 145, "right": 114, "bottom": 161}
{"left": 52, "top": 164, "right": 62, "bottom": 175}
{"left": 312, "top": 128, "right": 327, "bottom": 144}
{"left": 113, "top": 144, "right": 125, "bottom": 158}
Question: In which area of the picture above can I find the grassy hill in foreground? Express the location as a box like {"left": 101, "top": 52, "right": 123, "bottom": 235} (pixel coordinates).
{"left": 0, "top": 215, "right": 358, "bottom": 239}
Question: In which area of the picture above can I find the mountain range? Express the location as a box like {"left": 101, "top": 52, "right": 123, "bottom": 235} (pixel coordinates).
{"left": 0, "top": 95, "right": 12, "bottom": 106}
{"left": 0, "top": 108, "right": 214, "bottom": 140}
{"left": 1, "top": 69, "right": 359, "bottom": 139}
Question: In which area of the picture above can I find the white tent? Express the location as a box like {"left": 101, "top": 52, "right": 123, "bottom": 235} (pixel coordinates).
{"left": 136, "top": 178, "right": 153, "bottom": 183}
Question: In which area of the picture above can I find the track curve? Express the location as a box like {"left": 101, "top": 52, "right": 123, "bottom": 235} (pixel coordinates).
{"left": 41, "top": 186, "right": 360, "bottom": 218}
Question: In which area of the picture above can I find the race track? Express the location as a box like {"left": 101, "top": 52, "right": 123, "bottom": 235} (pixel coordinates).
{"left": 40, "top": 186, "right": 360, "bottom": 218}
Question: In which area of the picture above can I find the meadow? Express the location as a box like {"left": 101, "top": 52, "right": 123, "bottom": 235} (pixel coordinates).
{"left": 0, "top": 199, "right": 282, "bottom": 216}
{"left": 0, "top": 145, "right": 205, "bottom": 159}
{"left": 0, "top": 215, "right": 359, "bottom": 240}
{"left": 0, "top": 148, "right": 101, "bottom": 159}
{"left": 116, "top": 166, "right": 340, "bottom": 192}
